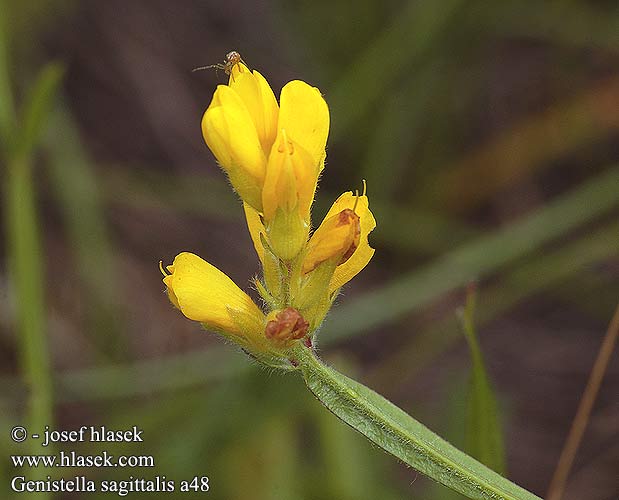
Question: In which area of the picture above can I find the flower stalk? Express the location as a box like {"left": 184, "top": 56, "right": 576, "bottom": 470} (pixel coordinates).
{"left": 292, "top": 344, "right": 542, "bottom": 500}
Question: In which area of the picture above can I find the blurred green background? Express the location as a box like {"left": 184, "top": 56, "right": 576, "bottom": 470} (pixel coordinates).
{"left": 1, "top": 1, "right": 618, "bottom": 499}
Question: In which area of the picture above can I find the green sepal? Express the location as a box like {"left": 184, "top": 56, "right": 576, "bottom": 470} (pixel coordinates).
{"left": 259, "top": 232, "right": 284, "bottom": 306}
{"left": 223, "top": 307, "right": 292, "bottom": 370}
{"left": 255, "top": 278, "right": 278, "bottom": 310}
{"left": 266, "top": 206, "right": 309, "bottom": 261}
{"left": 226, "top": 165, "right": 263, "bottom": 214}
{"left": 292, "top": 259, "right": 338, "bottom": 331}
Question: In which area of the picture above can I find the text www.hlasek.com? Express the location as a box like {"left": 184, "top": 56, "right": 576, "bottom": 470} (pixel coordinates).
{"left": 12, "top": 451, "right": 154, "bottom": 468}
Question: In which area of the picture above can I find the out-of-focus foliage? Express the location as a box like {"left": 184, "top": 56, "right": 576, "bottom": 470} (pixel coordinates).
{"left": 1, "top": 1, "right": 618, "bottom": 499}
{"left": 460, "top": 285, "right": 506, "bottom": 475}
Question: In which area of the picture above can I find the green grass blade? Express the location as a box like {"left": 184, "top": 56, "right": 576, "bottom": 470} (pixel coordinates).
{"left": 3, "top": 63, "right": 64, "bottom": 500}
{"left": 359, "top": 63, "right": 442, "bottom": 201}
{"left": 459, "top": 285, "right": 506, "bottom": 474}
{"left": 295, "top": 345, "right": 541, "bottom": 500}
{"left": 479, "top": 1, "right": 619, "bottom": 51}
{"left": 369, "top": 218, "right": 619, "bottom": 389}
{"left": 4, "top": 157, "right": 53, "bottom": 500}
{"left": 324, "top": 166, "right": 619, "bottom": 343}
{"left": 328, "top": 0, "right": 465, "bottom": 140}
{"left": 0, "top": 0, "right": 15, "bottom": 146}
{"left": 44, "top": 105, "right": 126, "bottom": 358}
{"left": 52, "top": 347, "right": 247, "bottom": 402}
{"left": 262, "top": 416, "right": 300, "bottom": 500}
{"left": 14, "top": 62, "right": 64, "bottom": 159}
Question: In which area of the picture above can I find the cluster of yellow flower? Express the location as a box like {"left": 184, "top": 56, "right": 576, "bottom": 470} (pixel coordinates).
{"left": 161, "top": 61, "right": 375, "bottom": 368}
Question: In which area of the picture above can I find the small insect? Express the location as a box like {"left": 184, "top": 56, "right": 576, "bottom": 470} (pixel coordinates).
{"left": 192, "top": 50, "right": 246, "bottom": 76}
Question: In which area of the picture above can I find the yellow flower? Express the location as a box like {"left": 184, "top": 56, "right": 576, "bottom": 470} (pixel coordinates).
{"left": 162, "top": 252, "right": 264, "bottom": 336}
{"left": 319, "top": 191, "right": 376, "bottom": 294}
{"left": 201, "top": 64, "right": 329, "bottom": 260}
{"left": 163, "top": 57, "right": 377, "bottom": 362}
{"left": 201, "top": 65, "right": 277, "bottom": 209}
{"left": 302, "top": 208, "right": 361, "bottom": 274}
{"left": 261, "top": 81, "right": 330, "bottom": 222}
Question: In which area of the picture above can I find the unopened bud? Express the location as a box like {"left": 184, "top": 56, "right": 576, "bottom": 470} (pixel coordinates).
{"left": 302, "top": 208, "right": 361, "bottom": 274}
{"left": 265, "top": 307, "right": 309, "bottom": 342}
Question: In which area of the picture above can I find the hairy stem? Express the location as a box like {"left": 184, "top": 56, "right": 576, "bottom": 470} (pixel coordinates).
{"left": 293, "top": 344, "right": 541, "bottom": 500}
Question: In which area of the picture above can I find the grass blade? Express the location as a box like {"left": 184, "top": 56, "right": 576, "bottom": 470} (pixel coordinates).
{"left": 328, "top": 0, "right": 465, "bottom": 140}
{"left": 369, "top": 218, "right": 619, "bottom": 389}
{"left": 4, "top": 141, "right": 53, "bottom": 500}
{"left": 459, "top": 284, "right": 506, "bottom": 474}
{"left": 324, "top": 166, "right": 619, "bottom": 343}
{"left": 0, "top": 0, "right": 15, "bottom": 146}
{"left": 546, "top": 303, "right": 619, "bottom": 500}
{"left": 44, "top": 105, "right": 126, "bottom": 358}
{"left": 14, "top": 62, "right": 64, "bottom": 159}
{"left": 3, "top": 62, "right": 63, "bottom": 500}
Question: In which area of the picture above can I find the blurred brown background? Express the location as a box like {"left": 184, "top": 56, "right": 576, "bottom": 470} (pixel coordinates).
{"left": 1, "top": 1, "right": 618, "bottom": 499}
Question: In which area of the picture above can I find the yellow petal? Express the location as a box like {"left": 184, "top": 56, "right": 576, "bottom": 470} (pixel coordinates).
{"left": 253, "top": 70, "right": 279, "bottom": 149}
{"left": 229, "top": 68, "right": 263, "bottom": 131}
{"left": 228, "top": 66, "right": 279, "bottom": 154}
{"left": 202, "top": 86, "right": 267, "bottom": 208}
{"left": 262, "top": 129, "right": 317, "bottom": 222}
{"left": 163, "top": 252, "right": 264, "bottom": 334}
{"left": 326, "top": 192, "right": 376, "bottom": 293}
{"left": 243, "top": 202, "right": 266, "bottom": 266}
{"left": 228, "top": 61, "right": 250, "bottom": 84}
{"left": 302, "top": 209, "right": 360, "bottom": 274}
{"left": 260, "top": 129, "right": 313, "bottom": 260}
{"left": 262, "top": 129, "right": 297, "bottom": 220}
{"left": 278, "top": 80, "right": 329, "bottom": 171}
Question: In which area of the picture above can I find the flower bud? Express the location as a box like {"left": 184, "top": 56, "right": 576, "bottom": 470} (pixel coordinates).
{"left": 201, "top": 64, "right": 279, "bottom": 211}
{"left": 324, "top": 192, "right": 376, "bottom": 293}
{"left": 302, "top": 209, "right": 361, "bottom": 274}
{"left": 259, "top": 130, "right": 311, "bottom": 260}
{"left": 265, "top": 307, "right": 309, "bottom": 343}
{"left": 162, "top": 252, "right": 265, "bottom": 336}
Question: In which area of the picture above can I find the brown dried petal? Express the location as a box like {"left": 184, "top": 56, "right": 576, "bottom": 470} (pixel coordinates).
{"left": 265, "top": 307, "right": 309, "bottom": 342}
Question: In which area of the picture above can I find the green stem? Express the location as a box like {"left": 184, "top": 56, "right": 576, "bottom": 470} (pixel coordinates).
{"left": 0, "top": 0, "right": 16, "bottom": 143}
{"left": 293, "top": 344, "right": 541, "bottom": 500}
{"left": 5, "top": 155, "right": 54, "bottom": 489}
